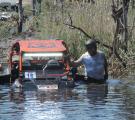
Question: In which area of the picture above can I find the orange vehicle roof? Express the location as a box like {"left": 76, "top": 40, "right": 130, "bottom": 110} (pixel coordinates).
{"left": 17, "top": 40, "right": 67, "bottom": 52}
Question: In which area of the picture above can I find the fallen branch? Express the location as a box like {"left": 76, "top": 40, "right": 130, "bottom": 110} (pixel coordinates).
{"left": 64, "top": 23, "right": 113, "bottom": 50}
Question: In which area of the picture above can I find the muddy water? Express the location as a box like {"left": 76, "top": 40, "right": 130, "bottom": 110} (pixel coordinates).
{"left": 0, "top": 78, "right": 135, "bottom": 120}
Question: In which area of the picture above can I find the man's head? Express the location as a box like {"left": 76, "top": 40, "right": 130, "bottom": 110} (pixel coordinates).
{"left": 85, "top": 39, "right": 97, "bottom": 56}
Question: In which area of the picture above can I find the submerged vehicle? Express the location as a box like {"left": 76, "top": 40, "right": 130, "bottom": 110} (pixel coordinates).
{"left": 9, "top": 40, "right": 75, "bottom": 89}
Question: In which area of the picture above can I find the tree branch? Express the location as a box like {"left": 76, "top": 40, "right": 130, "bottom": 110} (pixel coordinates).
{"left": 64, "top": 22, "right": 113, "bottom": 50}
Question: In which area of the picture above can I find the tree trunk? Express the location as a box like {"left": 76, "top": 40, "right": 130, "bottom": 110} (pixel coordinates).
{"left": 111, "top": 0, "right": 130, "bottom": 53}
{"left": 37, "top": 0, "right": 42, "bottom": 14}
{"left": 18, "top": 0, "right": 23, "bottom": 33}
{"left": 32, "top": 0, "right": 37, "bottom": 16}
{"left": 122, "top": 0, "right": 130, "bottom": 52}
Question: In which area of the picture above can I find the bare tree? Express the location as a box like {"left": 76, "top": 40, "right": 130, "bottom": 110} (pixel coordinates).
{"left": 32, "top": 0, "right": 37, "bottom": 16}
{"left": 111, "top": 0, "right": 130, "bottom": 53}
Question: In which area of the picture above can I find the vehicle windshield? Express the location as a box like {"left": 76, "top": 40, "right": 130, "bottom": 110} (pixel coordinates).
{"left": 22, "top": 52, "right": 64, "bottom": 70}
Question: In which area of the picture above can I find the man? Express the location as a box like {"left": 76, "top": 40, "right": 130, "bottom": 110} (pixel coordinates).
{"left": 70, "top": 39, "right": 108, "bottom": 84}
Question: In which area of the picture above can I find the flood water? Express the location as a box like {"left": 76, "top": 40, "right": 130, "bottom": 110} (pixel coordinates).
{"left": 0, "top": 78, "right": 135, "bottom": 120}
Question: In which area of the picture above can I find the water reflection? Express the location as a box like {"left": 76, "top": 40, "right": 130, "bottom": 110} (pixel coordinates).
{"left": 9, "top": 88, "right": 25, "bottom": 104}
{"left": 86, "top": 83, "right": 108, "bottom": 105}
{"left": 0, "top": 79, "right": 135, "bottom": 120}
{"left": 36, "top": 88, "right": 78, "bottom": 103}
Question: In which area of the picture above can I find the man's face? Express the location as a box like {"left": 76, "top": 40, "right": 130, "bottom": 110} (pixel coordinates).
{"left": 86, "top": 45, "right": 97, "bottom": 56}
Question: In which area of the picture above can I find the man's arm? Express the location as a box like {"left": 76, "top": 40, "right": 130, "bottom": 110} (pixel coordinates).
{"left": 70, "top": 59, "right": 82, "bottom": 67}
{"left": 68, "top": 55, "right": 83, "bottom": 67}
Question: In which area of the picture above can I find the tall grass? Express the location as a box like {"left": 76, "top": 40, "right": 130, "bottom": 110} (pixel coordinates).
{"left": 34, "top": 0, "right": 115, "bottom": 57}
{"left": 35, "top": 0, "right": 135, "bottom": 57}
